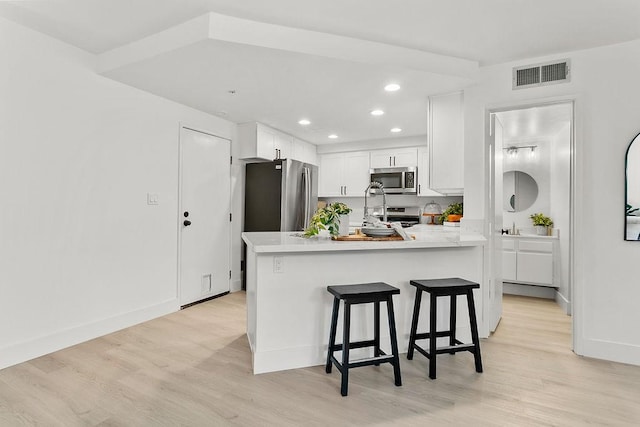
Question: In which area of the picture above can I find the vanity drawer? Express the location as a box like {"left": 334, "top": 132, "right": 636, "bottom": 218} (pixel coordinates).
{"left": 518, "top": 240, "right": 553, "bottom": 253}
{"left": 502, "top": 239, "right": 516, "bottom": 251}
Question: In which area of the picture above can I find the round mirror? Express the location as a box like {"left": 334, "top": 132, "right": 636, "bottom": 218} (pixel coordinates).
{"left": 625, "top": 132, "right": 640, "bottom": 240}
{"left": 503, "top": 171, "right": 538, "bottom": 212}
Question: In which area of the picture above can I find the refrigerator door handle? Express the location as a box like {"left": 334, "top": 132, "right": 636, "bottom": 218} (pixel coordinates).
{"left": 302, "top": 166, "right": 311, "bottom": 229}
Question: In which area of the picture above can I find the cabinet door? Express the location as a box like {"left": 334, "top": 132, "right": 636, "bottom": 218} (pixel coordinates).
{"left": 319, "top": 153, "right": 344, "bottom": 197}
{"left": 292, "top": 138, "right": 317, "bottom": 165}
{"left": 342, "top": 151, "right": 370, "bottom": 196}
{"left": 502, "top": 251, "right": 517, "bottom": 281}
{"left": 429, "top": 91, "right": 464, "bottom": 194}
{"left": 370, "top": 150, "right": 394, "bottom": 168}
{"left": 417, "top": 147, "right": 442, "bottom": 196}
{"left": 392, "top": 147, "right": 418, "bottom": 167}
{"left": 274, "top": 133, "right": 293, "bottom": 159}
{"left": 256, "top": 127, "right": 276, "bottom": 160}
{"left": 516, "top": 252, "right": 553, "bottom": 285}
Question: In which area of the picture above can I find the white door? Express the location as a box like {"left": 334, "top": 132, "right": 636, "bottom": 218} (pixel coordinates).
{"left": 487, "top": 113, "right": 504, "bottom": 332}
{"left": 179, "top": 127, "right": 231, "bottom": 306}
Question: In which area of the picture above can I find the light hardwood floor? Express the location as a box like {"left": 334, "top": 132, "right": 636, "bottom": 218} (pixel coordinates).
{"left": 1, "top": 293, "right": 640, "bottom": 426}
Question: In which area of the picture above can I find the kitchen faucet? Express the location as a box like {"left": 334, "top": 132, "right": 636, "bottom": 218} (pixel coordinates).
{"left": 364, "top": 181, "right": 387, "bottom": 223}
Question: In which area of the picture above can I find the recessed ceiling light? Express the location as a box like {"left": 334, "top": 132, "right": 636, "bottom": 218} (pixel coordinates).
{"left": 370, "top": 109, "right": 385, "bottom": 116}
{"left": 390, "top": 127, "right": 402, "bottom": 133}
{"left": 384, "top": 83, "right": 401, "bottom": 92}
{"left": 328, "top": 134, "right": 338, "bottom": 139}
{"left": 298, "top": 119, "right": 311, "bottom": 125}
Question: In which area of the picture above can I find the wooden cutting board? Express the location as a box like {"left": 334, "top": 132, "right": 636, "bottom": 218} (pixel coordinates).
{"left": 332, "top": 234, "right": 413, "bottom": 241}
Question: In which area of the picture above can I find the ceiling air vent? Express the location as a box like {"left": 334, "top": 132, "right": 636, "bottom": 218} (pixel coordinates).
{"left": 513, "top": 59, "right": 570, "bottom": 89}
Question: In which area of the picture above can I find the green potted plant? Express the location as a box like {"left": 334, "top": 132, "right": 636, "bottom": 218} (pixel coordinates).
{"left": 439, "top": 202, "right": 463, "bottom": 224}
{"left": 304, "top": 202, "right": 352, "bottom": 237}
{"left": 530, "top": 212, "right": 553, "bottom": 235}
{"left": 627, "top": 204, "right": 639, "bottom": 216}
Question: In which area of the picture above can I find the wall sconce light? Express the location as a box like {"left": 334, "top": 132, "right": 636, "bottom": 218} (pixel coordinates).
{"left": 504, "top": 145, "right": 537, "bottom": 158}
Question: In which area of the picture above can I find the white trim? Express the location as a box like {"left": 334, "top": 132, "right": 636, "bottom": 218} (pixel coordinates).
{"left": 0, "top": 299, "right": 179, "bottom": 371}
{"left": 484, "top": 95, "right": 579, "bottom": 352}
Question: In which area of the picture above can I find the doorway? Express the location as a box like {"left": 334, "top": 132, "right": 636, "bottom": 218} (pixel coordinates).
{"left": 178, "top": 126, "right": 231, "bottom": 307}
{"left": 487, "top": 100, "right": 574, "bottom": 345}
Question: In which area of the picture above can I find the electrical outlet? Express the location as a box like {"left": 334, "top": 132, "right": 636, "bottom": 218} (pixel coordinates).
{"left": 273, "top": 256, "right": 283, "bottom": 273}
{"left": 147, "top": 193, "right": 159, "bottom": 205}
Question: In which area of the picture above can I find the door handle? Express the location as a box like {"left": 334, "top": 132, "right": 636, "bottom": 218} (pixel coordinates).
{"left": 183, "top": 220, "right": 192, "bottom": 226}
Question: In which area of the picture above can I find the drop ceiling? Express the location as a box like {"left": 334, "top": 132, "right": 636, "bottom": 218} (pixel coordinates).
{"left": 1, "top": 0, "right": 638, "bottom": 144}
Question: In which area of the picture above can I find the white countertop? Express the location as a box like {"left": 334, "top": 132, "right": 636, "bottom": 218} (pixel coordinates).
{"left": 243, "top": 225, "right": 486, "bottom": 254}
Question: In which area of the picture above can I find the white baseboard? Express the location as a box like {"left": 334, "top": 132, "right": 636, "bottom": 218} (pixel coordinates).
{"left": 0, "top": 299, "right": 180, "bottom": 371}
{"left": 230, "top": 279, "right": 242, "bottom": 293}
{"left": 555, "top": 290, "right": 572, "bottom": 315}
{"left": 578, "top": 337, "right": 640, "bottom": 367}
{"left": 503, "top": 282, "right": 556, "bottom": 299}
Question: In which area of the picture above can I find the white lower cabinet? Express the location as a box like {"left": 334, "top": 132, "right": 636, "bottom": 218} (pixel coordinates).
{"left": 502, "top": 237, "right": 554, "bottom": 286}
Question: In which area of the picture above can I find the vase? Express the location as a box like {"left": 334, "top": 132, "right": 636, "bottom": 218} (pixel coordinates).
{"left": 535, "top": 225, "right": 547, "bottom": 235}
{"left": 338, "top": 214, "right": 350, "bottom": 236}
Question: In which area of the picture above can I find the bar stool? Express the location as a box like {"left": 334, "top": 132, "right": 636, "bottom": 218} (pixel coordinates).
{"left": 325, "top": 282, "right": 402, "bottom": 396}
{"left": 407, "top": 278, "right": 483, "bottom": 379}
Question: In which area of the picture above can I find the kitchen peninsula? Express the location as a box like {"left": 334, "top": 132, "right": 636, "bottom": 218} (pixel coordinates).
{"left": 242, "top": 227, "right": 487, "bottom": 374}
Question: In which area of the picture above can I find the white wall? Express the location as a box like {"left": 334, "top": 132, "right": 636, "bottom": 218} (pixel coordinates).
{"left": 0, "top": 17, "right": 236, "bottom": 369}
{"left": 464, "top": 40, "right": 640, "bottom": 365}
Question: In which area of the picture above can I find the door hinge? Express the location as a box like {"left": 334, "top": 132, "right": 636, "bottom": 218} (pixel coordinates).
{"left": 229, "top": 270, "right": 232, "bottom": 280}
{"left": 229, "top": 213, "right": 232, "bottom": 222}
{"left": 230, "top": 156, "right": 233, "bottom": 165}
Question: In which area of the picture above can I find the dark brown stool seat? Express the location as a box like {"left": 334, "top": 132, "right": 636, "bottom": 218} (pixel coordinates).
{"left": 325, "top": 282, "right": 402, "bottom": 396}
{"left": 407, "top": 278, "right": 483, "bottom": 379}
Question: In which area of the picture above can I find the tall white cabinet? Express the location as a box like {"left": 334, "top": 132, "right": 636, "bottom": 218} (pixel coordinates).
{"left": 428, "top": 91, "right": 464, "bottom": 195}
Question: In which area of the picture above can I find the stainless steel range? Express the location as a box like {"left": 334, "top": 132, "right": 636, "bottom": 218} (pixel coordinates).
{"left": 367, "top": 205, "right": 421, "bottom": 228}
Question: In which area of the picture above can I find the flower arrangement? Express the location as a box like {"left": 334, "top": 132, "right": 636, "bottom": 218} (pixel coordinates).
{"left": 304, "top": 202, "right": 352, "bottom": 237}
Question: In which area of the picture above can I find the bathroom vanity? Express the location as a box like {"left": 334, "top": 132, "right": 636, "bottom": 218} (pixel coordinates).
{"left": 502, "top": 234, "right": 557, "bottom": 287}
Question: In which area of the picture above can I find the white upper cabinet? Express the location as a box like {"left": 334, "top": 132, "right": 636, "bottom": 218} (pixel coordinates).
{"left": 319, "top": 151, "right": 370, "bottom": 197}
{"left": 239, "top": 122, "right": 316, "bottom": 163}
{"left": 370, "top": 147, "right": 418, "bottom": 168}
{"left": 428, "top": 91, "right": 464, "bottom": 195}
{"left": 292, "top": 137, "right": 318, "bottom": 165}
{"left": 417, "top": 147, "right": 444, "bottom": 197}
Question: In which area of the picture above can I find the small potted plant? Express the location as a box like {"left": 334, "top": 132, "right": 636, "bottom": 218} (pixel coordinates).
{"left": 530, "top": 212, "right": 553, "bottom": 235}
{"left": 439, "top": 202, "right": 463, "bottom": 224}
{"left": 304, "top": 202, "right": 352, "bottom": 237}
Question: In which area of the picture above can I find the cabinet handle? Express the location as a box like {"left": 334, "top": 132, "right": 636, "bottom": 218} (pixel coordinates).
{"left": 344, "top": 186, "right": 347, "bottom": 195}
{"left": 418, "top": 184, "right": 421, "bottom": 194}
{"left": 393, "top": 156, "right": 396, "bottom": 166}
{"left": 389, "top": 156, "right": 392, "bottom": 166}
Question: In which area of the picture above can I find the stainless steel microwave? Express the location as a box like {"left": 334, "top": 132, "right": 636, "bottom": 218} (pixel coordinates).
{"left": 369, "top": 167, "right": 417, "bottom": 194}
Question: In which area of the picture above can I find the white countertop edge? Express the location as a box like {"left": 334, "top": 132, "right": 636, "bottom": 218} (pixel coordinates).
{"left": 502, "top": 234, "right": 558, "bottom": 240}
{"left": 243, "top": 231, "right": 486, "bottom": 254}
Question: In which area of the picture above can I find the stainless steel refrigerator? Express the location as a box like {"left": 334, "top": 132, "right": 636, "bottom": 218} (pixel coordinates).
{"left": 244, "top": 159, "right": 318, "bottom": 232}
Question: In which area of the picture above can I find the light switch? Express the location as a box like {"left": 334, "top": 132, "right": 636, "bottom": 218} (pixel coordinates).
{"left": 147, "top": 193, "right": 159, "bottom": 205}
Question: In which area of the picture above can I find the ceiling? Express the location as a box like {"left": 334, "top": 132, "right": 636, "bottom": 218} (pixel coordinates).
{"left": 1, "top": 1, "right": 638, "bottom": 144}
{"left": 496, "top": 103, "right": 573, "bottom": 144}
